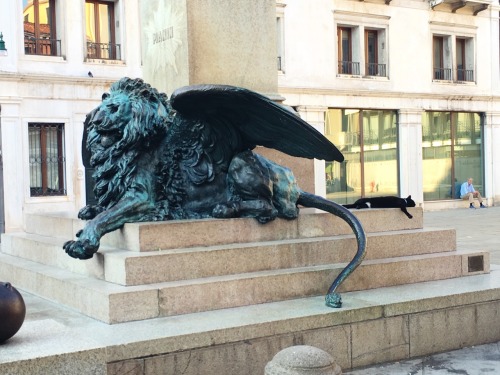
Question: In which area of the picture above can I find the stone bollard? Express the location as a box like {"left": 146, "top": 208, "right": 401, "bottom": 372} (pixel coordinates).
{"left": 265, "top": 345, "right": 342, "bottom": 375}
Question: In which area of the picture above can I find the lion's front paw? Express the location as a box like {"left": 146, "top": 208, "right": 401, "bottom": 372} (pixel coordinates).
{"left": 78, "top": 205, "right": 104, "bottom": 220}
{"left": 63, "top": 239, "right": 99, "bottom": 260}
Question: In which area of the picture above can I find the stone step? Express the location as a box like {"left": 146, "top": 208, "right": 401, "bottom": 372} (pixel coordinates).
{"left": 24, "top": 207, "right": 423, "bottom": 251}
{"left": 0, "top": 249, "right": 488, "bottom": 324}
{"left": 2, "top": 227, "right": 456, "bottom": 286}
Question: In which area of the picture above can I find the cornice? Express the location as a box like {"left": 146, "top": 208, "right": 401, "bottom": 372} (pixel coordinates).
{"left": 429, "top": 20, "right": 478, "bottom": 29}
{"left": 333, "top": 10, "right": 391, "bottom": 20}
{"left": 0, "top": 72, "right": 114, "bottom": 86}
{"left": 278, "top": 86, "right": 500, "bottom": 102}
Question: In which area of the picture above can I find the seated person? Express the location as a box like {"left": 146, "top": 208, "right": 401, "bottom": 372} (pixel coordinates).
{"left": 460, "top": 178, "right": 486, "bottom": 209}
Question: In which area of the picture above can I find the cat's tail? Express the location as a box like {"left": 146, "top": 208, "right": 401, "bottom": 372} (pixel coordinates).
{"left": 297, "top": 191, "right": 367, "bottom": 308}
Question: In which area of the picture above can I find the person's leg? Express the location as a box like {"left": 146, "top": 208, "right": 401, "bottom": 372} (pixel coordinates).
{"left": 475, "top": 192, "right": 485, "bottom": 206}
{"left": 465, "top": 193, "right": 475, "bottom": 208}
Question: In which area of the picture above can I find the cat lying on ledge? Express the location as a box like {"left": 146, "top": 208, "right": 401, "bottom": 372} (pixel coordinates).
{"left": 343, "top": 195, "right": 415, "bottom": 219}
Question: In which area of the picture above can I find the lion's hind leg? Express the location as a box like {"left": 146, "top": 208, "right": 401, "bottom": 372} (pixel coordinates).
{"left": 213, "top": 151, "right": 301, "bottom": 223}
{"left": 212, "top": 151, "right": 278, "bottom": 222}
{"left": 264, "top": 159, "right": 300, "bottom": 220}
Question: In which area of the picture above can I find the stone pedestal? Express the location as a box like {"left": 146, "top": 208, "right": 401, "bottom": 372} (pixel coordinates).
{"left": 139, "top": 0, "right": 314, "bottom": 189}
{"left": 140, "top": 0, "right": 277, "bottom": 96}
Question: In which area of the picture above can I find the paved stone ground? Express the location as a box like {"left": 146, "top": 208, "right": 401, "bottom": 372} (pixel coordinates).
{"left": 345, "top": 206, "right": 500, "bottom": 375}
{"left": 424, "top": 205, "right": 500, "bottom": 265}
{"left": 345, "top": 341, "right": 500, "bottom": 375}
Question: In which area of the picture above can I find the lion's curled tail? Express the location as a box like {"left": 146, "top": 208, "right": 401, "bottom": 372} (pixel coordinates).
{"left": 297, "top": 191, "right": 367, "bottom": 308}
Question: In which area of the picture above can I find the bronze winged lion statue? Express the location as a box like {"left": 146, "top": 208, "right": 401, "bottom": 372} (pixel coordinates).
{"left": 63, "top": 77, "right": 366, "bottom": 307}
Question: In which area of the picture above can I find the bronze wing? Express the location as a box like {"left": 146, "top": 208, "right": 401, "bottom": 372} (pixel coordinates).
{"left": 169, "top": 84, "right": 344, "bottom": 162}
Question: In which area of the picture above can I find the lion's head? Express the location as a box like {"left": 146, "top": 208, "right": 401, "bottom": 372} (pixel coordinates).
{"left": 85, "top": 77, "right": 170, "bottom": 207}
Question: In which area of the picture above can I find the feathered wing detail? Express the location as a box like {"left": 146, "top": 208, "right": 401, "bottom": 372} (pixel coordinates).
{"left": 169, "top": 84, "right": 344, "bottom": 162}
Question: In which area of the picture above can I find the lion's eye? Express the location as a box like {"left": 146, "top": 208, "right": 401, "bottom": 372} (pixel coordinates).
{"left": 102, "top": 93, "right": 110, "bottom": 101}
{"left": 108, "top": 104, "right": 119, "bottom": 114}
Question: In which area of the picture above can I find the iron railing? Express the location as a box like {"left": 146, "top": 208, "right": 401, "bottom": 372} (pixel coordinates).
{"left": 24, "top": 37, "right": 61, "bottom": 57}
{"left": 433, "top": 67, "right": 452, "bottom": 80}
{"left": 87, "top": 42, "right": 121, "bottom": 60}
{"left": 338, "top": 61, "right": 360, "bottom": 75}
{"left": 365, "top": 63, "right": 387, "bottom": 77}
{"left": 457, "top": 69, "right": 474, "bottom": 82}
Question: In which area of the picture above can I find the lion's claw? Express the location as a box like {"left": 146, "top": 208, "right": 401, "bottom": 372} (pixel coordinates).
{"left": 63, "top": 239, "right": 98, "bottom": 260}
{"left": 213, "top": 203, "right": 239, "bottom": 218}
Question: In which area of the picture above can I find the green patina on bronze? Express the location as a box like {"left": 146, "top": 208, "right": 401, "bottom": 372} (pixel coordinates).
{"left": 63, "top": 77, "right": 366, "bottom": 307}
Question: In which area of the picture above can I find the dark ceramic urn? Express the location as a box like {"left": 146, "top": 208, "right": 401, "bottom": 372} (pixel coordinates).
{"left": 0, "top": 282, "right": 26, "bottom": 343}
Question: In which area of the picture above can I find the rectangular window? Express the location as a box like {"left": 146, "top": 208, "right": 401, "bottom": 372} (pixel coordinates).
{"left": 276, "top": 16, "right": 284, "bottom": 71}
{"left": 86, "top": 0, "right": 120, "bottom": 60}
{"left": 23, "top": 0, "right": 60, "bottom": 56}
{"left": 325, "top": 109, "right": 398, "bottom": 204}
{"left": 364, "top": 29, "right": 387, "bottom": 77}
{"left": 29, "top": 123, "right": 66, "bottom": 197}
{"left": 456, "top": 37, "right": 474, "bottom": 82}
{"left": 433, "top": 35, "right": 452, "bottom": 80}
{"left": 365, "top": 30, "right": 378, "bottom": 76}
{"left": 422, "top": 112, "right": 483, "bottom": 201}
{"left": 338, "top": 27, "right": 359, "bottom": 75}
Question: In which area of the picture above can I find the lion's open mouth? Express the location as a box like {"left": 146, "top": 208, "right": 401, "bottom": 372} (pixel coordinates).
{"left": 92, "top": 117, "right": 123, "bottom": 136}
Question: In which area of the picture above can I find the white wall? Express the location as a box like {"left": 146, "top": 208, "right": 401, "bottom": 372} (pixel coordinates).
{"left": 0, "top": 0, "right": 143, "bottom": 232}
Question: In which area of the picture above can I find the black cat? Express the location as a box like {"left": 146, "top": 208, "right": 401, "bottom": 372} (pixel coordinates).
{"left": 343, "top": 195, "right": 416, "bottom": 219}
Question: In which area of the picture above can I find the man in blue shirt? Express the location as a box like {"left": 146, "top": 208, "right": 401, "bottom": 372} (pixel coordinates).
{"left": 460, "top": 177, "right": 486, "bottom": 209}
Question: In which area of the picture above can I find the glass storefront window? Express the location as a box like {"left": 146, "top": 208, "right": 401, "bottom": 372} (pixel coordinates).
{"left": 324, "top": 109, "right": 398, "bottom": 204}
{"left": 422, "top": 111, "right": 483, "bottom": 201}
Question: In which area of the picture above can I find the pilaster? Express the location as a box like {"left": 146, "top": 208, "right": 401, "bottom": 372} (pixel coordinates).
{"left": 485, "top": 111, "right": 500, "bottom": 203}
{"left": 0, "top": 101, "right": 23, "bottom": 232}
{"left": 295, "top": 106, "right": 329, "bottom": 197}
{"left": 398, "top": 109, "right": 423, "bottom": 206}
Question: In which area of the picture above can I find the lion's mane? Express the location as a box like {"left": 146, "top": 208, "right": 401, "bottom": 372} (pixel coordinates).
{"left": 88, "top": 78, "right": 170, "bottom": 208}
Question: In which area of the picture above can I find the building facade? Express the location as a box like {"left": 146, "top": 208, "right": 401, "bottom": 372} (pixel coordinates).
{"left": 0, "top": 0, "right": 499, "bottom": 236}
{"left": 0, "top": 0, "right": 142, "bottom": 233}
{"left": 277, "top": 0, "right": 500, "bottom": 210}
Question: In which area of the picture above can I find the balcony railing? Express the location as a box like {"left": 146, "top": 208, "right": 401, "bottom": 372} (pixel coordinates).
{"left": 365, "top": 63, "right": 387, "bottom": 77}
{"left": 87, "top": 42, "right": 121, "bottom": 60}
{"left": 338, "top": 61, "right": 360, "bottom": 75}
{"left": 24, "top": 37, "right": 61, "bottom": 57}
{"left": 457, "top": 69, "right": 474, "bottom": 82}
{"left": 433, "top": 67, "right": 475, "bottom": 82}
{"left": 433, "top": 67, "right": 452, "bottom": 80}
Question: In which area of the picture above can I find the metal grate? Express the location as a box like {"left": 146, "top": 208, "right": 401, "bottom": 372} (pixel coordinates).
{"left": 29, "top": 123, "right": 66, "bottom": 197}
{"left": 468, "top": 255, "right": 484, "bottom": 273}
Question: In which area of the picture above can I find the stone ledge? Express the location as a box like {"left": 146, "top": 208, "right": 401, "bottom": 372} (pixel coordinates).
{"left": 3, "top": 270, "right": 500, "bottom": 374}
{"left": 2, "top": 227, "right": 455, "bottom": 286}
{"left": 23, "top": 207, "right": 423, "bottom": 251}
